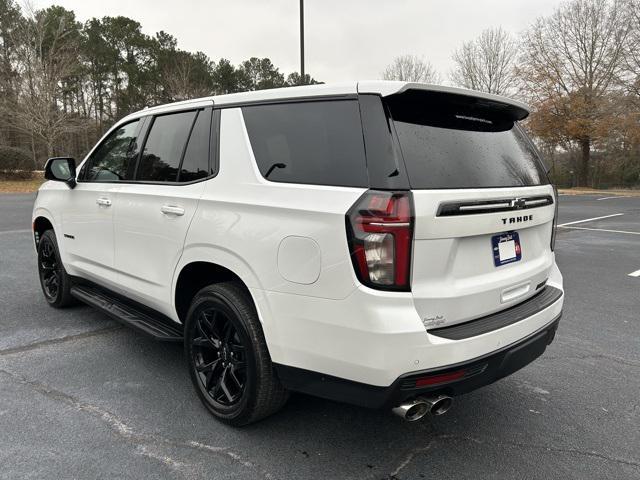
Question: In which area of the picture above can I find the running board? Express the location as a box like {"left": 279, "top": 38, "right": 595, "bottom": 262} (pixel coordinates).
{"left": 70, "top": 284, "right": 183, "bottom": 342}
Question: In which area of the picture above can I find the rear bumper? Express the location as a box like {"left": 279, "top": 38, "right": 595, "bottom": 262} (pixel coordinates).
{"left": 275, "top": 313, "right": 561, "bottom": 409}
{"left": 259, "top": 261, "right": 563, "bottom": 387}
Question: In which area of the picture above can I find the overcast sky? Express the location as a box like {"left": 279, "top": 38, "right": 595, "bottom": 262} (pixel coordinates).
{"left": 37, "top": 0, "right": 566, "bottom": 83}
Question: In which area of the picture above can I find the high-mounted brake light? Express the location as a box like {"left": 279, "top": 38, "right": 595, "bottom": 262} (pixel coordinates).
{"left": 345, "top": 190, "right": 414, "bottom": 291}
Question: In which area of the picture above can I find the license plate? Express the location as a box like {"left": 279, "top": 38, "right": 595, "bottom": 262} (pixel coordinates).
{"left": 492, "top": 231, "right": 521, "bottom": 267}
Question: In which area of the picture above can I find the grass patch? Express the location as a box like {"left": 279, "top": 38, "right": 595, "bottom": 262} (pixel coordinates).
{"left": 0, "top": 172, "right": 45, "bottom": 193}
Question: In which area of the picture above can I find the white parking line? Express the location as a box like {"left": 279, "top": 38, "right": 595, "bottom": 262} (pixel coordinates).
{"left": 557, "top": 213, "right": 624, "bottom": 227}
{"left": 597, "top": 196, "right": 630, "bottom": 201}
{"left": 629, "top": 269, "right": 640, "bottom": 278}
{"left": 559, "top": 226, "right": 640, "bottom": 235}
{"left": 0, "top": 229, "right": 31, "bottom": 235}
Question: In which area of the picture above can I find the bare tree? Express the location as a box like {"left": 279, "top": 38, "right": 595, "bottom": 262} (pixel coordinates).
{"left": 5, "top": 2, "right": 81, "bottom": 164}
{"left": 519, "top": 0, "right": 631, "bottom": 187}
{"left": 624, "top": 0, "right": 640, "bottom": 99}
{"left": 382, "top": 55, "right": 441, "bottom": 84}
{"left": 162, "top": 51, "right": 214, "bottom": 101}
{"left": 450, "top": 27, "right": 519, "bottom": 95}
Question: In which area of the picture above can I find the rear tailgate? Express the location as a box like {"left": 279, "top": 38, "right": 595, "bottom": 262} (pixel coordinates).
{"left": 383, "top": 87, "right": 556, "bottom": 329}
{"left": 411, "top": 186, "right": 555, "bottom": 329}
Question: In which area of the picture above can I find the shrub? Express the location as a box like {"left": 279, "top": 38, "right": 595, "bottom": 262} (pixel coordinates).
{"left": 0, "top": 146, "right": 33, "bottom": 172}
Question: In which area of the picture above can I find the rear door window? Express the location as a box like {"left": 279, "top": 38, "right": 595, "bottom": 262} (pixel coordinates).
{"left": 137, "top": 110, "right": 197, "bottom": 182}
{"left": 386, "top": 91, "right": 548, "bottom": 189}
{"left": 179, "top": 109, "right": 212, "bottom": 182}
{"left": 242, "top": 100, "right": 368, "bottom": 188}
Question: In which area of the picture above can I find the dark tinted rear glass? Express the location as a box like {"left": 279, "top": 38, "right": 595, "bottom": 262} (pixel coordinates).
{"left": 137, "top": 110, "right": 197, "bottom": 182}
{"left": 386, "top": 91, "right": 548, "bottom": 189}
{"left": 242, "top": 100, "right": 368, "bottom": 187}
{"left": 179, "top": 109, "right": 211, "bottom": 182}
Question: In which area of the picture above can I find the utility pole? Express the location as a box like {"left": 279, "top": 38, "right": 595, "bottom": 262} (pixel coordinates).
{"left": 300, "top": 0, "right": 305, "bottom": 77}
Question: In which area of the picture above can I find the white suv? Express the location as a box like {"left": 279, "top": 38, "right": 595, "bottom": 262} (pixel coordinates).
{"left": 33, "top": 81, "right": 564, "bottom": 425}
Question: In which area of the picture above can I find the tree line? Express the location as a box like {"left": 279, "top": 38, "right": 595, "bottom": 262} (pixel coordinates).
{"left": 1, "top": 0, "right": 639, "bottom": 188}
{"left": 0, "top": 0, "right": 318, "bottom": 171}
{"left": 383, "top": 0, "right": 640, "bottom": 188}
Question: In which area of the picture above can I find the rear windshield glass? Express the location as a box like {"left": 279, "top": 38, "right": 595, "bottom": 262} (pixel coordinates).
{"left": 242, "top": 100, "right": 368, "bottom": 188}
{"left": 386, "top": 92, "right": 548, "bottom": 189}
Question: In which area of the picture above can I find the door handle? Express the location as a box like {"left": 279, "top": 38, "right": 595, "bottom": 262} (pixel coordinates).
{"left": 96, "top": 197, "right": 112, "bottom": 207}
{"left": 161, "top": 205, "right": 185, "bottom": 216}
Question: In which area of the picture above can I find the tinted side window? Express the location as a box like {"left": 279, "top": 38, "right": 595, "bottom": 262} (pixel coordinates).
{"left": 137, "top": 111, "right": 197, "bottom": 182}
{"left": 179, "top": 109, "right": 211, "bottom": 182}
{"left": 242, "top": 100, "right": 368, "bottom": 188}
{"left": 84, "top": 120, "right": 140, "bottom": 182}
{"left": 358, "top": 94, "right": 410, "bottom": 190}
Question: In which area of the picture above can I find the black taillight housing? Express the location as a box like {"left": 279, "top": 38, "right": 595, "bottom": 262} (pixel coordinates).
{"left": 551, "top": 185, "right": 558, "bottom": 251}
{"left": 345, "top": 190, "right": 414, "bottom": 291}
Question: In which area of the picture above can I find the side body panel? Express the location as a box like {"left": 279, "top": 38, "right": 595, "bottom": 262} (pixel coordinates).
{"left": 114, "top": 181, "right": 205, "bottom": 315}
{"left": 175, "top": 106, "right": 365, "bottom": 322}
{"left": 57, "top": 182, "right": 121, "bottom": 288}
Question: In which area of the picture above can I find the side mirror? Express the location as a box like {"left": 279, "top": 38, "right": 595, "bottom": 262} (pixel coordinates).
{"left": 44, "top": 157, "right": 77, "bottom": 189}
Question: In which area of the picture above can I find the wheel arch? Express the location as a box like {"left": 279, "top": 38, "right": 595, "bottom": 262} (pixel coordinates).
{"left": 174, "top": 262, "right": 249, "bottom": 323}
{"left": 173, "top": 247, "right": 267, "bottom": 327}
{"left": 33, "top": 215, "right": 55, "bottom": 249}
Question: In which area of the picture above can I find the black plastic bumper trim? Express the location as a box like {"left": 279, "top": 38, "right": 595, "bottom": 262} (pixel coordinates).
{"left": 274, "top": 314, "right": 561, "bottom": 409}
{"left": 427, "top": 286, "right": 563, "bottom": 340}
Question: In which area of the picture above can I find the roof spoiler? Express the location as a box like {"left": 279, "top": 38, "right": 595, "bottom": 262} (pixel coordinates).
{"left": 359, "top": 81, "right": 530, "bottom": 121}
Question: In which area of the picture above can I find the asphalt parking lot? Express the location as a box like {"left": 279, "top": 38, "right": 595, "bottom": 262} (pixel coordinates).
{"left": 0, "top": 192, "right": 638, "bottom": 480}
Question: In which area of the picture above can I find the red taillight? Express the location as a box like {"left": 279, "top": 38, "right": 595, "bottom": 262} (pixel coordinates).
{"left": 346, "top": 190, "right": 414, "bottom": 291}
{"left": 551, "top": 185, "right": 558, "bottom": 251}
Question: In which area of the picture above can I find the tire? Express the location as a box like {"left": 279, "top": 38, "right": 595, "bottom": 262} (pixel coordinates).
{"left": 37, "top": 230, "right": 75, "bottom": 308}
{"left": 184, "top": 282, "right": 288, "bottom": 426}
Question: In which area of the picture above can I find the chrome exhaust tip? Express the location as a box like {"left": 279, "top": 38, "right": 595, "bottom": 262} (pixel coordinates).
{"left": 392, "top": 395, "right": 453, "bottom": 421}
{"left": 391, "top": 399, "right": 430, "bottom": 422}
{"left": 418, "top": 394, "right": 453, "bottom": 416}
{"left": 391, "top": 395, "right": 453, "bottom": 422}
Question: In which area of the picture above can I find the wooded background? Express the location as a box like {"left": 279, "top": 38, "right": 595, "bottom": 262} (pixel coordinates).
{"left": 1, "top": 0, "right": 639, "bottom": 188}
{"left": 0, "top": 0, "right": 319, "bottom": 176}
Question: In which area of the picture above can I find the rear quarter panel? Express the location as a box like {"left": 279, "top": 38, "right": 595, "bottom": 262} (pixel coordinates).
{"left": 176, "top": 107, "right": 366, "bottom": 322}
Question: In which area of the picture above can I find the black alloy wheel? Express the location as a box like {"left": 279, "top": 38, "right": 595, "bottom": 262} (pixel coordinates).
{"left": 192, "top": 308, "right": 248, "bottom": 407}
{"left": 39, "top": 236, "right": 60, "bottom": 300}
{"left": 37, "top": 230, "right": 75, "bottom": 307}
{"left": 185, "top": 282, "right": 288, "bottom": 426}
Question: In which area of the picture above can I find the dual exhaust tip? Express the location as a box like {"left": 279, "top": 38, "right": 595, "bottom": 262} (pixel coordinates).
{"left": 392, "top": 395, "right": 453, "bottom": 421}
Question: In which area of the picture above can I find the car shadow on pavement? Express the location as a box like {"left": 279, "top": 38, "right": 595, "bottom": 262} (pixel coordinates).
{"left": 103, "top": 329, "right": 592, "bottom": 480}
